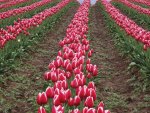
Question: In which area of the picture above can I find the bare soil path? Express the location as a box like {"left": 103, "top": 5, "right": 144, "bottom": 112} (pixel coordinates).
{"left": 0, "top": 4, "right": 78, "bottom": 113}
{"left": 90, "top": 4, "right": 150, "bottom": 113}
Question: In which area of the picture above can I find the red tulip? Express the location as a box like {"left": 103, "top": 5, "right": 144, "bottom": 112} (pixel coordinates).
{"left": 92, "top": 65, "right": 98, "bottom": 76}
{"left": 66, "top": 63, "right": 73, "bottom": 72}
{"left": 78, "top": 85, "right": 88, "bottom": 98}
{"left": 82, "top": 107, "right": 88, "bottom": 113}
{"left": 62, "top": 80, "right": 68, "bottom": 89}
{"left": 43, "top": 71, "right": 51, "bottom": 81}
{"left": 59, "top": 90, "right": 66, "bottom": 103}
{"left": 38, "top": 106, "right": 46, "bottom": 113}
{"left": 71, "top": 78, "right": 79, "bottom": 88}
{"left": 84, "top": 96, "right": 94, "bottom": 108}
{"left": 65, "top": 71, "right": 72, "bottom": 79}
{"left": 51, "top": 72, "right": 58, "bottom": 82}
{"left": 71, "top": 109, "right": 81, "bottom": 113}
{"left": 98, "top": 101, "right": 104, "bottom": 108}
{"left": 68, "top": 97, "right": 74, "bottom": 106}
{"left": 53, "top": 95, "right": 61, "bottom": 106}
{"left": 86, "top": 58, "right": 91, "bottom": 64}
{"left": 36, "top": 92, "right": 48, "bottom": 105}
{"left": 88, "top": 82, "right": 95, "bottom": 89}
{"left": 58, "top": 73, "right": 66, "bottom": 81}
{"left": 52, "top": 105, "right": 64, "bottom": 113}
{"left": 97, "top": 106, "right": 104, "bottom": 113}
{"left": 87, "top": 108, "right": 96, "bottom": 113}
{"left": 88, "top": 50, "right": 92, "bottom": 57}
{"left": 46, "top": 87, "right": 54, "bottom": 98}
{"left": 87, "top": 73, "right": 92, "bottom": 79}
{"left": 74, "top": 96, "right": 81, "bottom": 106}
{"left": 87, "top": 88, "right": 96, "bottom": 101}
{"left": 58, "top": 50, "right": 62, "bottom": 56}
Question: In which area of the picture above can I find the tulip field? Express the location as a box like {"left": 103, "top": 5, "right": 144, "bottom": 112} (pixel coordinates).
{"left": 0, "top": 0, "right": 150, "bottom": 113}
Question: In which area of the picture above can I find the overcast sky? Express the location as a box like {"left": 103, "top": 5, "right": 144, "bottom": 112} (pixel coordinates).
{"left": 77, "top": 0, "right": 97, "bottom": 5}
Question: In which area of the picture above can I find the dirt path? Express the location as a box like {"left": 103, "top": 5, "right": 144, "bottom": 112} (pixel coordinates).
{"left": 0, "top": 5, "right": 78, "bottom": 113}
{"left": 90, "top": 4, "right": 150, "bottom": 113}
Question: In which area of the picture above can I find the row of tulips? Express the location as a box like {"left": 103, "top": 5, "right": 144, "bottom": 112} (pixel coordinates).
{"left": 117, "top": 0, "right": 150, "bottom": 15}
{"left": 129, "top": 0, "right": 150, "bottom": 7}
{"left": 0, "top": 0, "right": 29, "bottom": 9}
{"left": 36, "top": 0, "right": 110, "bottom": 113}
{"left": 0, "top": 0, "right": 52, "bottom": 19}
{"left": 0, "top": 0, "right": 71, "bottom": 48}
{"left": 0, "top": 0, "right": 10, "bottom": 3}
{"left": 101, "top": 0, "right": 150, "bottom": 50}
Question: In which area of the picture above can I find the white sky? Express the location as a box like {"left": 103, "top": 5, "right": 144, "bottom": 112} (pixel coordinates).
{"left": 76, "top": 0, "right": 97, "bottom": 5}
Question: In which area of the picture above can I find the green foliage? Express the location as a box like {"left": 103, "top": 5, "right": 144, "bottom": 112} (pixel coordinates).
{"left": 98, "top": 2, "right": 150, "bottom": 91}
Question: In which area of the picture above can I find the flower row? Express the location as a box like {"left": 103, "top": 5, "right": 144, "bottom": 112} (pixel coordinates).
{"left": 129, "top": 0, "right": 150, "bottom": 7}
{"left": 0, "top": 0, "right": 29, "bottom": 9}
{"left": 0, "top": 0, "right": 71, "bottom": 48}
{"left": 118, "top": 0, "right": 150, "bottom": 15}
{"left": 101, "top": 0, "right": 150, "bottom": 50}
{"left": 0, "top": 0, "right": 52, "bottom": 19}
{"left": 0, "top": 0, "right": 10, "bottom": 3}
{"left": 36, "top": 0, "right": 110, "bottom": 113}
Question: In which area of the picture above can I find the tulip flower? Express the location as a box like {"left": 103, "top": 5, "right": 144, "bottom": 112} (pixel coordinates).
{"left": 45, "top": 87, "right": 54, "bottom": 98}
{"left": 87, "top": 108, "right": 96, "bottom": 113}
{"left": 52, "top": 105, "right": 64, "bottom": 113}
{"left": 74, "top": 96, "right": 81, "bottom": 106}
{"left": 87, "top": 88, "right": 96, "bottom": 101}
{"left": 71, "top": 78, "right": 79, "bottom": 88}
{"left": 68, "top": 97, "right": 74, "bottom": 106}
{"left": 82, "top": 107, "right": 88, "bottom": 113}
{"left": 71, "top": 109, "right": 81, "bottom": 113}
{"left": 84, "top": 96, "right": 94, "bottom": 108}
{"left": 53, "top": 95, "right": 61, "bottom": 106}
{"left": 51, "top": 72, "right": 58, "bottom": 82}
{"left": 88, "top": 82, "right": 96, "bottom": 90}
{"left": 36, "top": 92, "right": 48, "bottom": 105}
{"left": 92, "top": 65, "right": 98, "bottom": 76}
{"left": 38, "top": 106, "right": 46, "bottom": 113}
{"left": 43, "top": 71, "right": 51, "bottom": 81}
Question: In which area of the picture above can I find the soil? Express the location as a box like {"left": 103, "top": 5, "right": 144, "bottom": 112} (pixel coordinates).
{"left": 0, "top": 4, "right": 78, "bottom": 113}
{"left": 90, "top": 4, "right": 150, "bottom": 113}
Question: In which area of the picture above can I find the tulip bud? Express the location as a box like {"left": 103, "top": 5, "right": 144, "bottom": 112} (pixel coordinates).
{"left": 68, "top": 98, "right": 74, "bottom": 106}
{"left": 74, "top": 96, "right": 81, "bottom": 106}
{"left": 82, "top": 107, "right": 88, "bottom": 113}
{"left": 43, "top": 71, "right": 51, "bottom": 81}
{"left": 65, "top": 71, "right": 72, "bottom": 79}
{"left": 66, "top": 63, "right": 73, "bottom": 72}
{"left": 51, "top": 72, "right": 58, "bottom": 82}
{"left": 53, "top": 95, "right": 61, "bottom": 106}
{"left": 87, "top": 108, "right": 96, "bottom": 113}
{"left": 88, "top": 50, "right": 92, "bottom": 57}
{"left": 84, "top": 96, "right": 94, "bottom": 108}
{"left": 88, "top": 82, "right": 96, "bottom": 89}
{"left": 36, "top": 92, "right": 48, "bottom": 105}
{"left": 92, "top": 65, "right": 98, "bottom": 76}
{"left": 38, "top": 106, "right": 46, "bottom": 113}
{"left": 59, "top": 90, "right": 66, "bottom": 103}
{"left": 71, "top": 109, "right": 81, "bottom": 113}
{"left": 71, "top": 78, "right": 79, "bottom": 88}
{"left": 46, "top": 87, "right": 54, "bottom": 98}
